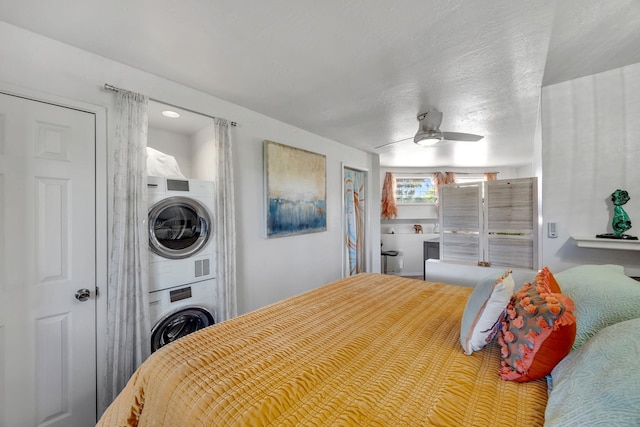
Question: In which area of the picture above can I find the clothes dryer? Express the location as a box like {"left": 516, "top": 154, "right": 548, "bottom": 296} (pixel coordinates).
{"left": 147, "top": 175, "right": 215, "bottom": 292}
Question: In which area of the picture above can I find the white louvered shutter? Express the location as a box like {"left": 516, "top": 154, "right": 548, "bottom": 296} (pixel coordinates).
{"left": 439, "top": 177, "right": 538, "bottom": 269}
{"left": 484, "top": 178, "right": 538, "bottom": 269}
{"left": 439, "top": 183, "right": 483, "bottom": 263}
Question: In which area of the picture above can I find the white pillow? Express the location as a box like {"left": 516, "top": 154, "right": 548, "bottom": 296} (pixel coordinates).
{"left": 460, "top": 270, "right": 514, "bottom": 355}
{"left": 545, "top": 317, "right": 640, "bottom": 426}
{"left": 555, "top": 264, "right": 640, "bottom": 349}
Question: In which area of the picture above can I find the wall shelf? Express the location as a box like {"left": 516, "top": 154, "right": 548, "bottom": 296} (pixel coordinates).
{"left": 571, "top": 236, "right": 640, "bottom": 251}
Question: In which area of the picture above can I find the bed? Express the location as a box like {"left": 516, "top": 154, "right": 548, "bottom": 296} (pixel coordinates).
{"left": 98, "top": 267, "right": 640, "bottom": 426}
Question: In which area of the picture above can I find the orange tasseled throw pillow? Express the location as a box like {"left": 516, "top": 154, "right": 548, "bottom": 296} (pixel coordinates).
{"left": 498, "top": 268, "right": 576, "bottom": 382}
{"left": 538, "top": 266, "right": 562, "bottom": 293}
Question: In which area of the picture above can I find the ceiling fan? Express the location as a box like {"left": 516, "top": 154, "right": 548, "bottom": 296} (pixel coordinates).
{"left": 375, "top": 110, "right": 484, "bottom": 149}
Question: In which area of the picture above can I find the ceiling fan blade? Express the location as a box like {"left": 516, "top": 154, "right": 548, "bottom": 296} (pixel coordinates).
{"left": 442, "top": 131, "right": 484, "bottom": 142}
{"left": 374, "top": 137, "right": 412, "bottom": 150}
{"left": 422, "top": 111, "right": 443, "bottom": 130}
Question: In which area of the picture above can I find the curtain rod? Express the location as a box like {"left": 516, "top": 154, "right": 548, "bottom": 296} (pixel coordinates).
{"left": 104, "top": 83, "right": 237, "bottom": 127}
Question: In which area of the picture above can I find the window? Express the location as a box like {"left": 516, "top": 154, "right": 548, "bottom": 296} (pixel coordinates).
{"left": 454, "top": 174, "right": 486, "bottom": 184}
{"left": 395, "top": 177, "right": 436, "bottom": 204}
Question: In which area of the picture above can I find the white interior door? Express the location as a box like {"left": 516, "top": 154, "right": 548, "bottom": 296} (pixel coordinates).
{"left": 0, "top": 92, "right": 97, "bottom": 426}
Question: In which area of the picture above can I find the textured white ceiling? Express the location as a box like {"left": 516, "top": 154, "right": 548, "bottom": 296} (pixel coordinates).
{"left": 1, "top": 0, "right": 639, "bottom": 167}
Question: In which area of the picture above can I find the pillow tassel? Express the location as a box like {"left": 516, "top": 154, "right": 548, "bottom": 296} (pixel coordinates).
{"left": 553, "top": 294, "right": 577, "bottom": 329}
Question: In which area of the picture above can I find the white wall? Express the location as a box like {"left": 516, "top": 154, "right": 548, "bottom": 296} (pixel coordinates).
{"left": 147, "top": 127, "right": 193, "bottom": 178}
{"left": 541, "top": 62, "right": 640, "bottom": 276}
{"left": 381, "top": 166, "right": 524, "bottom": 181}
{"left": 191, "top": 124, "right": 216, "bottom": 181}
{"left": 0, "top": 22, "right": 380, "bottom": 316}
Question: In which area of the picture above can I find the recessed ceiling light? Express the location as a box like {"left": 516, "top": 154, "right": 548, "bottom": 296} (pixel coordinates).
{"left": 162, "top": 110, "right": 180, "bottom": 118}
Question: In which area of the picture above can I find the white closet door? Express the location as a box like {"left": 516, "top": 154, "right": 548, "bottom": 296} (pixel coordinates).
{"left": 0, "top": 92, "right": 97, "bottom": 427}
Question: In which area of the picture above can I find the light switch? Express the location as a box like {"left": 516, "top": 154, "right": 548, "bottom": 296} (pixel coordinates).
{"left": 548, "top": 222, "right": 558, "bottom": 238}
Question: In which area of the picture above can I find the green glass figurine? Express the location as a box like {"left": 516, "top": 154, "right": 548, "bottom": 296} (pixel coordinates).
{"left": 611, "top": 190, "right": 631, "bottom": 236}
{"left": 596, "top": 189, "right": 638, "bottom": 240}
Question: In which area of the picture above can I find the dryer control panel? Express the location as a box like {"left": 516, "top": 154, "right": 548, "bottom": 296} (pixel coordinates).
{"left": 170, "top": 286, "right": 192, "bottom": 303}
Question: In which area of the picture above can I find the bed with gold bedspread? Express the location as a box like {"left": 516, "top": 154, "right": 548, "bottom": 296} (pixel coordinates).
{"left": 98, "top": 273, "right": 547, "bottom": 426}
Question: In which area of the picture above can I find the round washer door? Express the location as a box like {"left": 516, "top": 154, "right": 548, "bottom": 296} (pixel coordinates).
{"left": 149, "top": 196, "right": 212, "bottom": 259}
{"left": 151, "top": 306, "right": 214, "bottom": 352}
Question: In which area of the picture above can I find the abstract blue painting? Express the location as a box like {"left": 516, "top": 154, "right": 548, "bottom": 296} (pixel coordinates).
{"left": 264, "top": 141, "right": 326, "bottom": 237}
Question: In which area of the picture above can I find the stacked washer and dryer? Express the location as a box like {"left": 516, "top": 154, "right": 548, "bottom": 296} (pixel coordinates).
{"left": 147, "top": 175, "right": 216, "bottom": 352}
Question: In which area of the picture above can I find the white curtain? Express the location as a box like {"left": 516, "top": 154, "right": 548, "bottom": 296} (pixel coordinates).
{"left": 212, "top": 118, "right": 238, "bottom": 321}
{"left": 103, "top": 89, "right": 150, "bottom": 410}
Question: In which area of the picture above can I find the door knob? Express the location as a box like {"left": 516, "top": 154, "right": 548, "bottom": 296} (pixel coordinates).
{"left": 75, "top": 288, "right": 91, "bottom": 302}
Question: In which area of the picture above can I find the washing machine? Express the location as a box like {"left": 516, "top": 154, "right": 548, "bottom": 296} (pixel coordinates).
{"left": 147, "top": 176, "right": 217, "bottom": 352}
{"left": 147, "top": 175, "right": 216, "bottom": 292}
{"left": 149, "top": 279, "right": 216, "bottom": 352}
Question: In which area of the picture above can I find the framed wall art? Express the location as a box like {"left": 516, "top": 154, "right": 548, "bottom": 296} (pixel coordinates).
{"left": 264, "top": 140, "right": 327, "bottom": 238}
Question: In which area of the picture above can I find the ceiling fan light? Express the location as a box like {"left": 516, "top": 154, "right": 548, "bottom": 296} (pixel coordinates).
{"left": 414, "top": 130, "right": 443, "bottom": 145}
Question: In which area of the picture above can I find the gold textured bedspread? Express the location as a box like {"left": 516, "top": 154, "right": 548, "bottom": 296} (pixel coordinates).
{"left": 98, "top": 273, "right": 547, "bottom": 426}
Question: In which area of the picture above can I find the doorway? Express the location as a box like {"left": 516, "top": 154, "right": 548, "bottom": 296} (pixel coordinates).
{"left": 343, "top": 165, "right": 368, "bottom": 277}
